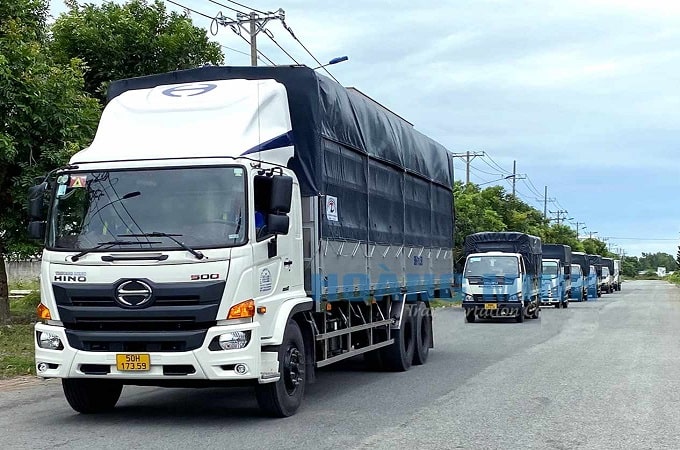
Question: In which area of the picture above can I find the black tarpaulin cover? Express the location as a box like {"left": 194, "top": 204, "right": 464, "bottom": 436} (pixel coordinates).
{"left": 602, "top": 257, "right": 615, "bottom": 273}
{"left": 542, "top": 244, "right": 572, "bottom": 275}
{"left": 107, "top": 66, "right": 455, "bottom": 248}
{"left": 464, "top": 232, "right": 542, "bottom": 276}
{"left": 571, "top": 252, "right": 590, "bottom": 277}
{"left": 587, "top": 254, "right": 603, "bottom": 277}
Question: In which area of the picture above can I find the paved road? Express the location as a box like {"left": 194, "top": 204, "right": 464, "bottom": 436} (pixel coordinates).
{"left": 2, "top": 280, "right": 679, "bottom": 449}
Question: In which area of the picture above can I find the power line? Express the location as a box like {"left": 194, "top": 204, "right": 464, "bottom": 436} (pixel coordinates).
{"left": 279, "top": 19, "right": 341, "bottom": 84}
{"left": 263, "top": 28, "right": 301, "bottom": 64}
{"left": 218, "top": 0, "right": 267, "bottom": 15}
{"left": 167, "top": 0, "right": 215, "bottom": 20}
{"left": 603, "top": 237, "right": 680, "bottom": 241}
{"left": 484, "top": 154, "right": 511, "bottom": 175}
{"left": 480, "top": 155, "right": 511, "bottom": 175}
{"left": 205, "top": 0, "right": 249, "bottom": 15}
{"left": 469, "top": 163, "right": 504, "bottom": 177}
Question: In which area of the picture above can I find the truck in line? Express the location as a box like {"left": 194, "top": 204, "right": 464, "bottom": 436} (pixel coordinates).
{"left": 26, "top": 66, "right": 456, "bottom": 416}
{"left": 571, "top": 252, "right": 590, "bottom": 301}
{"left": 612, "top": 259, "right": 622, "bottom": 291}
{"left": 587, "top": 254, "right": 603, "bottom": 298}
{"left": 462, "top": 232, "right": 542, "bottom": 323}
{"left": 540, "top": 244, "right": 572, "bottom": 308}
{"left": 601, "top": 257, "right": 615, "bottom": 294}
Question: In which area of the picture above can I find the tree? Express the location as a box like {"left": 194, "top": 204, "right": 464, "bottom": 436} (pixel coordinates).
{"left": 540, "top": 224, "right": 584, "bottom": 252}
{"left": 0, "top": 0, "right": 102, "bottom": 322}
{"left": 676, "top": 246, "right": 680, "bottom": 270}
{"left": 51, "top": 0, "right": 225, "bottom": 102}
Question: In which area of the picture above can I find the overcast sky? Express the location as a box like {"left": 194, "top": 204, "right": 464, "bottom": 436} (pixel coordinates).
{"left": 50, "top": 0, "right": 680, "bottom": 257}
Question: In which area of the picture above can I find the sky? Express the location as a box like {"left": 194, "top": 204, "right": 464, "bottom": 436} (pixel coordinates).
{"left": 49, "top": 0, "right": 680, "bottom": 257}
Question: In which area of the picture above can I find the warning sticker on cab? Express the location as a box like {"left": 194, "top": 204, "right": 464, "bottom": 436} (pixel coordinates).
{"left": 69, "top": 175, "right": 87, "bottom": 188}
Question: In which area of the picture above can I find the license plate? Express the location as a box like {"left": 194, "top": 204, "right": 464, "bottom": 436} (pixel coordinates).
{"left": 484, "top": 303, "right": 497, "bottom": 310}
{"left": 116, "top": 353, "right": 150, "bottom": 371}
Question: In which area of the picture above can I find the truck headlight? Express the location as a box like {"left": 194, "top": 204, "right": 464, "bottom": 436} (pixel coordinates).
{"left": 37, "top": 331, "right": 63, "bottom": 350}
{"left": 464, "top": 294, "right": 474, "bottom": 302}
{"left": 508, "top": 293, "right": 520, "bottom": 301}
{"left": 217, "top": 331, "right": 251, "bottom": 350}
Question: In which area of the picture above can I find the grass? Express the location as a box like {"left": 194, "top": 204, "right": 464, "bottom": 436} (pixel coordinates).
{"left": 0, "top": 324, "right": 35, "bottom": 378}
{"left": 430, "top": 298, "right": 462, "bottom": 308}
{"left": 1, "top": 281, "right": 40, "bottom": 378}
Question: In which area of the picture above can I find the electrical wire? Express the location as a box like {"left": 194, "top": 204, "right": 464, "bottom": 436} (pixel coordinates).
{"left": 469, "top": 163, "right": 505, "bottom": 177}
{"left": 480, "top": 156, "right": 510, "bottom": 175}
{"left": 484, "top": 154, "right": 511, "bottom": 175}
{"left": 215, "top": 0, "right": 267, "bottom": 15}
{"left": 280, "top": 19, "right": 341, "bottom": 84}
{"left": 263, "top": 29, "right": 301, "bottom": 64}
{"left": 205, "top": 0, "right": 248, "bottom": 14}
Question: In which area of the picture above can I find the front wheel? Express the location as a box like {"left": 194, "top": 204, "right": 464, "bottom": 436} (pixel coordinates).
{"left": 62, "top": 379, "right": 123, "bottom": 414}
{"left": 563, "top": 300, "right": 569, "bottom": 308}
{"left": 515, "top": 305, "right": 525, "bottom": 323}
{"left": 465, "top": 309, "right": 476, "bottom": 323}
{"left": 256, "top": 320, "right": 306, "bottom": 417}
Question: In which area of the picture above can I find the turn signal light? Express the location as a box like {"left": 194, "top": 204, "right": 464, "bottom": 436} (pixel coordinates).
{"left": 37, "top": 303, "right": 52, "bottom": 320}
{"left": 228, "top": 299, "right": 255, "bottom": 319}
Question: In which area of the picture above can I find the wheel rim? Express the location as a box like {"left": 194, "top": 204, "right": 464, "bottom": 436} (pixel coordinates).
{"left": 283, "top": 346, "right": 303, "bottom": 395}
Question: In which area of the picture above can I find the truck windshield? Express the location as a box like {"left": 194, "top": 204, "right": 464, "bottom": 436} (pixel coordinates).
{"left": 464, "top": 256, "right": 519, "bottom": 278}
{"left": 542, "top": 262, "right": 559, "bottom": 277}
{"left": 48, "top": 166, "right": 247, "bottom": 250}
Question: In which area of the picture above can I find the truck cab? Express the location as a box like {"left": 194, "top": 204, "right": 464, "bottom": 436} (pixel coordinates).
{"left": 587, "top": 265, "right": 599, "bottom": 299}
{"left": 600, "top": 266, "right": 612, "bottom": 294}
{"left": 569, "top": 264, "right": 586, "bottom": 301}
{"left": 612, "top": 259, "right": 622, "bottom": 291}
{"left": 541, "top": 259, "right": 566, "bottom": 307}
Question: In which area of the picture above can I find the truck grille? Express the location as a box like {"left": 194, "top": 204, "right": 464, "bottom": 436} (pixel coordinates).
{"left": 472, "top": 294, "right": 509, "bottom": 302}
{"left": 53, "top": 280, "right": 225, "bottom": 352}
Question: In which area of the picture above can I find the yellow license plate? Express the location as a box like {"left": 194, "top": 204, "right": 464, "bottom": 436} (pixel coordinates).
{"left": 116, "top": 353, "right": 150, "bottom": 371}
{"left": 484, "top": 303, "right": 498, "bottom": 310}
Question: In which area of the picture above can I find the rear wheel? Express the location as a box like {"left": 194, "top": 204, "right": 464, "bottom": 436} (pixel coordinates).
{"left": 256, "top": 320, "right": 306, "bottom": 417}
{"left": 62, "top": 379, "right": 123, "bottom": 414}
{"left": 381, "top": 304, "right": 416, "bottom": 371}
{"left": 413, "top": 302, "right": 432, "bottom": 365}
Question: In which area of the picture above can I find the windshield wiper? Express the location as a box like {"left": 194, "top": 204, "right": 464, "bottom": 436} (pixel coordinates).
{"left": 119, "top": 232, "right": 205, "bottom": 260}
{"left": 71, "top": 240, "right": 161, "bottom": 262}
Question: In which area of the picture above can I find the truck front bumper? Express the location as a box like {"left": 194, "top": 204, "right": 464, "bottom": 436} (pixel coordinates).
{"left": 34, "top": 322, "right": 279, "bottom": 384}
{"left": 462, "top": 302, "right": 524, "bottom": 316}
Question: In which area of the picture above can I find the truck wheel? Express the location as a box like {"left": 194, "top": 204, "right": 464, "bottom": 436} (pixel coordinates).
{"left": 381, "top": 305, "right": 415, "bottom": 371}
{"left": 413, "top": 302, "right": 432, "bottom": 365}
{"left": 555, "top": 301, "right": 561, "bottom": 309}
{"left": 597, "top": 289, "right": 602, "bottom": 298}
{"left": 515, "top": 305, "right": 525, "bottom": 323}
{"left": 530, "top": 304, "right": 540, "bottom": 319}
{"left": 563, "top": 300, "right": 568, "bottom": 308}
{"left": 62, "top": 379, "right": 123, "bottom": 414}
{"left": 465, "top": 309, "right": 476, "bottom": 323}
{"left": 256, "top": 320, "right": 306, "bottom": 417}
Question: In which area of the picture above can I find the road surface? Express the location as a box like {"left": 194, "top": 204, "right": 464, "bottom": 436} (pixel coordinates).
{"left": 2, "top": 280, "right": 678, "bottom": 449}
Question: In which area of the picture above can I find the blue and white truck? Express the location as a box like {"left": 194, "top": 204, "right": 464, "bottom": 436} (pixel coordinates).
{"left": 26, "top": 66, "right": 456, "bottom": 416}
{"left": 601, "top": 257, "right": 615, "bottom": 294}
{"left": 571, "top": 252, "right": 590, "bottom": 302}
{"left": 462, "top": 232, "right": 542, "bottom": 323}
{"left": 587, "top": 254, "right": 603, "bottom": 298}
{"left": 540, "top": 244, "right": 572, "bottom": 308}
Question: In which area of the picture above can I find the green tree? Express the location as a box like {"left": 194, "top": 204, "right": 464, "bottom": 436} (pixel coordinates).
{"left": 540, "top": 224, "right": 584, "bottom": 252}
{"left": 51, "top": 0, "right": 225, "bottom": 102}
{"left": 0, "top": 0, "right": 102, "bottom": 322}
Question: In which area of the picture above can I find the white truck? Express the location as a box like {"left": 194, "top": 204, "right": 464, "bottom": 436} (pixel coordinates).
{"left": 612, "top": 259, "right": 622, "bottom": 291}
{"left": 26, "top": 66, "right": 456, "bottom": 416}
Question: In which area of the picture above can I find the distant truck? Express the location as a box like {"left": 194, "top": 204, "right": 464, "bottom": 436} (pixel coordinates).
{"left": 587, "top": 265, "right": 599, "bottom": 299}
{"left": 658, "top": 267, "right": 667, "bottom": 277}
{"left": 612, "top": 259, "right": 622, "bottom": 291}
{"left": 462, "top": 232, "right": 542, "bottom": 323}
{"left": 601, "top": 257, "right": 615, "bottom": 293}
{"left": 600, "top": 266, "right": 612, "bottom": 293}
{"left": 540, "top": 244, "right": 572, "bottom": 308}
{"left": 587, "top": 254, "right": 603, "bottom": 298}
{"left": 571, "top": 252, "right": 590, "bottom": 301}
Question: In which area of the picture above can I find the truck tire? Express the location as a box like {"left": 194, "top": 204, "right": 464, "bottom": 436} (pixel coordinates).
{"left": 563, "top": 300, "right": 568, "bottom": 308}
{"left": 62, "top": 379, "right": 123, "bottom": 414}
{"left": 256, "top": 320, "right": 306, "bottom": 417}
{"left": 597, "top": 288, "right": 602, "bottom": 298}
{"left": 515, "top": 305, "right": 525, "bottom": 323}
{"left": 555, "top": 301, "right": 561, "bottom": 309}
{"left": 465, "top": 309, "right": 476, "bottom": 323}
{"left": 413, "top": 302, "right": 432, "bottom": 365}
{"left": 529, "top": 304, "right": 540, "bottom": 319}
{"left": 381, "top": 304, "right": 415, "bottom": 371}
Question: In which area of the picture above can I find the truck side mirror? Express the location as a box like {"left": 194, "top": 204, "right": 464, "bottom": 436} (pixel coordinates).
{"left": 27, "top": 221, "right": 46, "bottom": 240}
{"left": 268, "top": 214, "right": 290, "bottom": 235}
{"left": 269, "top": 175, "right": 293, "bottom": 213}
{"left": 28, "top": 182, "right": 47, "bottom": 220}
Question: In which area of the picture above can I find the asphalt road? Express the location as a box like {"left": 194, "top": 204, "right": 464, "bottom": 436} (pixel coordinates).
{"left": 2, "top": 280, "right": 679, "bottom": 449}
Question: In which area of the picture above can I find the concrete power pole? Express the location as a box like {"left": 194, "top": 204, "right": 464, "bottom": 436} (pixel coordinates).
{"left": 509, "top": 160, "right": 526, "bottom": 197}
{"left": 451, "top": 151, "right": 485, "bottom": 184}
{"left": 215, "top": 9, "right": 284, "bottom": 67}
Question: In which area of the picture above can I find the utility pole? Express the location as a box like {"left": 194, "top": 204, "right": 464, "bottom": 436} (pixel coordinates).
{"left": 215, "top": 9, "right": 285, "bottom": 67}
{"left": 509, "top": 160, "right": 526, "bottom": 197}
{"left": 549, "top": 210, "right": 569, "bottom": 225}
{"left": 451, "top": 151, "right": 485, "bottom": 184}
{"left": 573, "top": 221, "right": 587, "bottom": 239}
{"left": 588, "top": 231, "right": 598, "bottom": 239}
